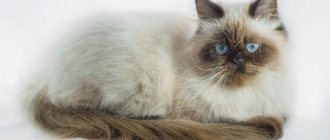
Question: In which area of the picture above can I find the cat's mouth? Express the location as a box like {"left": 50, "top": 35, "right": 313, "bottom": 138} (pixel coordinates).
{"left": 218, "top": 64, "right": 259, "bottom": 87}
{"left": 223, "top": 71, "right": 249, "bottom": 87}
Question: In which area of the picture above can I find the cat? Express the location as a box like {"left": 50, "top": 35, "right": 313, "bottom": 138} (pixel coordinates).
{"left": 24, "top": 0, "right": 290, "bottom": 139}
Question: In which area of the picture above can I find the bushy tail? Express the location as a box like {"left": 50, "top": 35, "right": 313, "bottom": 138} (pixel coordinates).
{"left": 28, "top": 90, "right": 282, "bottom": 140}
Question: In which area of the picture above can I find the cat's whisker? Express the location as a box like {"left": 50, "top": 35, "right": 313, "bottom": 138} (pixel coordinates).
{"left": 252, "top": 68, "right": 281, "bottom": 87}
{"left": 214, "top": 70, "right": 228, "bottom": 88}
{"left": 254, "top": 67, "right": 279, "bottom": 81}
{"left": 180, "top": 69, "right": 223, "bottom": 104}
{"left": 188, "top": 67, "right": 225, "bottom": 81}
{"left": 194, "top": 69, "right": 226, "bottom": 97}
{"left": 219, "top": 73, "right": 228, "bottom": 87}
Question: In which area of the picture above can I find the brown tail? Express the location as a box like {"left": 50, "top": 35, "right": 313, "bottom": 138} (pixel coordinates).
{"left": 28, "top": 92, "right": 282, "bottom": 140}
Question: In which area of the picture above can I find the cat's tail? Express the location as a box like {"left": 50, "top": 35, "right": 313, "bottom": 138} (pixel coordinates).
{"left": 27, "top": 90, "right": 282, "bottom": 140}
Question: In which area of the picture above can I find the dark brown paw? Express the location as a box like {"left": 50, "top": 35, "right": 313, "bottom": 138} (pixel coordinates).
{"left": 244, "top": 117, "right": 283, "bottom": 139}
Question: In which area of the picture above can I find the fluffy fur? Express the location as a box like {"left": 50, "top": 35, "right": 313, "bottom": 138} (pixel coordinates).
{"left": 24, "top": 0, "right": 290, "bottom": 139}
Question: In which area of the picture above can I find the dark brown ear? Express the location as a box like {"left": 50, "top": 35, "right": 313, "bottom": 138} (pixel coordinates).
{"left": 195, "top": 0, "right": 224, "bottom": 20}
{"left": 249, "top": 0, "right": 278, "bottom": 19}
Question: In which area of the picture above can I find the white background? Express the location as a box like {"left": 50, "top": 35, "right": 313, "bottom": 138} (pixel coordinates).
{"left": 0, "top": 0, "right": 330, "bottom": 139}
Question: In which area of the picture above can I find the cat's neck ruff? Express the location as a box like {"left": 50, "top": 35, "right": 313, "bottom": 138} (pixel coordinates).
{"left": 180, "top": 71, "right": 289, "bottom": 122}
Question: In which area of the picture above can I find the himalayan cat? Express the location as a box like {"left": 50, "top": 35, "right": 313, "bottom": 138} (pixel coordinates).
{"left": 24, "top": 0, "right": 290, "bottom": 139}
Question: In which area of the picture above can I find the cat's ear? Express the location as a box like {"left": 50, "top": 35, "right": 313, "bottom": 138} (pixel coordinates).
{"left": 249, "top": 0, "right": 278, "bottom": 19}
{"left": 195, "top": 0, "right": 224, "bottom": 20}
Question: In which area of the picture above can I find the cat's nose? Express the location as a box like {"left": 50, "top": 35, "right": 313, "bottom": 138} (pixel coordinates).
{"left": 232, "top": 53, "right": 244, "bottom": 66}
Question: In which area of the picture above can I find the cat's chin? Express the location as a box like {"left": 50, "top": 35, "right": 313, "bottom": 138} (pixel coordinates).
{"left": 221, "top": 71, "right": 257, "bottom": 88}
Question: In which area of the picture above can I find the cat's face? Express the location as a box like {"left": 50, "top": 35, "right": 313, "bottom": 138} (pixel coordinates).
{"left": 190, "top": 0, "right": 287, "bottom": 88}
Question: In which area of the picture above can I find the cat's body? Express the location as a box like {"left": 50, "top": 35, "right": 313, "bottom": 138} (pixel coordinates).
{"left": 25, "top": 0, "right": 290, "bottom": 139}
{"left": 42, "top": 15, "right": 193, "bottom": 118}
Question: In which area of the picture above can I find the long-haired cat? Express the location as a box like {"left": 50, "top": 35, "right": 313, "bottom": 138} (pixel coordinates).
{"left": 24, "top": 0, "right": 290, "bottom": 139}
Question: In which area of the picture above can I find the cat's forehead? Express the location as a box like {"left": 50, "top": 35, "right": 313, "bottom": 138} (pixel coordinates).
{"left": 199, "top": 13, "right": 284, "bottom": 47}
{"left": 199, "top": 16, "right": 250, "bottom": 44}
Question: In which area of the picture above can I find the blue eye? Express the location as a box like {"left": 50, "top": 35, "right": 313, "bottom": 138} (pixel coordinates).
{"left": 215, "top": 42, "right": 229, "bottom": 55}
{"left": 246, "top": 42, "right": 260, "bottom": 53}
